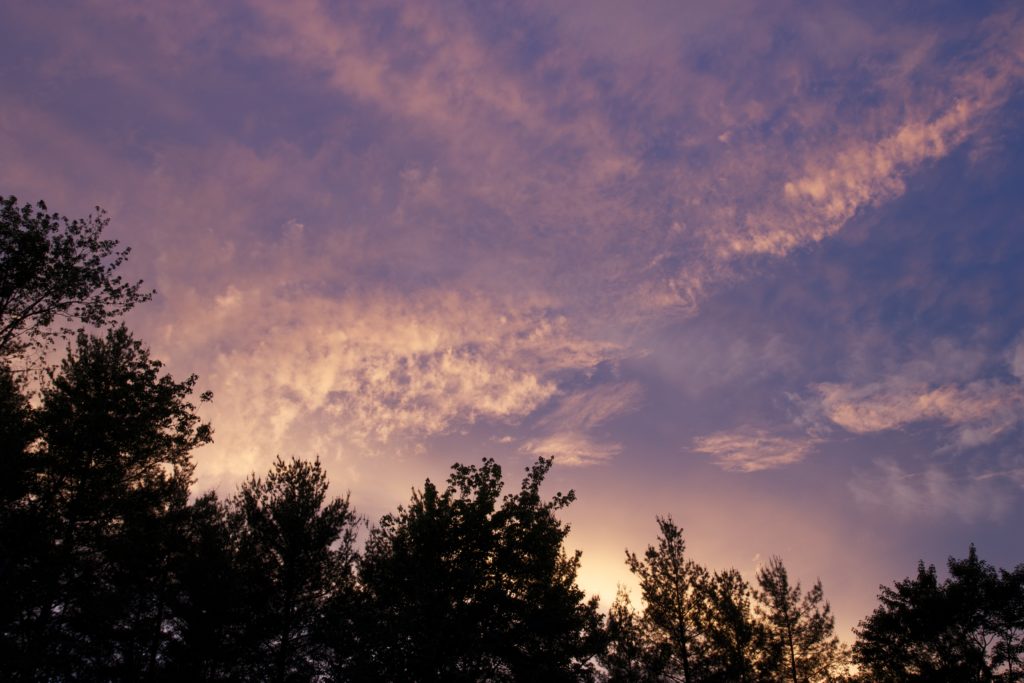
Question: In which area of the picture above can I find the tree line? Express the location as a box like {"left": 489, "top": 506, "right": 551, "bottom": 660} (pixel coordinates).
{"left": 2, "top": 195, "right": 1024, "bottom": 681}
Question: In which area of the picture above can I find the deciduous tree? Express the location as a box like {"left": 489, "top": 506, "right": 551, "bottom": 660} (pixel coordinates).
{"left": 0, "top": 196, "right": 150, "bottom": 364}
{"left": 854, "top": 546, "right": 1023, "bottom": 682}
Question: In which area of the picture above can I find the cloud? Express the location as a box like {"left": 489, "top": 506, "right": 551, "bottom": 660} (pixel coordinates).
{"left": 850, "top": 460, "right": 1012, "bottom": 522}
{"left": 10, "top": 1, "right": 1022, "bottom": 328}
{"left": 1011, "top": 338, "right": 1024, "bottom": 381}
{"left": 693, "top": 429, "right": 820, "bottom": 472}
{"left": 520, "top": 382, "right": 644, "bottom": 466}
{"left": 535, "top": 382, "right": 644, "bottom": 433}
{"left": 521, "top": 432, "right": 623, "bottom": 467}
{"left": 234, "top": 1, "right": 1024, "bottom": 323}
{"left": 159, "top": 285, "right": 621, "bottom": 481}
{"left": 4, "top": 2, "right": 1024, "bottom": 489}
{"left": 815, "top": 377, "right": 1023, "bottom": 448}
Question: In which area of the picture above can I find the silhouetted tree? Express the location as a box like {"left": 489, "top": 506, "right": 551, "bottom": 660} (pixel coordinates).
{"left": 0, "top": 364, "right": 33, "bottom": 507}
{"left": 0, "top": 196, "right": 150, "bottom": 363}
{"left": 0, "top": 363, "right": 49, "bottom": 680}
{"left": 625, "top": 516, "right": 709, "bottom": 682}
{"left": 991, "top": 565, "right": 1024, "bottom": 682}
{"left": 228, "top": 456, "right": 360, "bottom": 682}
{"left": 357, "top": 457, "right": 602, "bottom": 681}
{"left": 756, "top": 556, "right": 845, "bottom": 683}
{"left": 702, "top": 568, "right": 764, "bottom": 682}
{"left": 854, "top": 546, "right": 1023, "bottom": 682}
{"left": 601, "top": 588, "right": 669, "bottom": 682}
{"left": 0, "top": 327, "right": 211, "bottom": 680}
{"left": 162, "top": 492, "right": 251, "bottom": 681}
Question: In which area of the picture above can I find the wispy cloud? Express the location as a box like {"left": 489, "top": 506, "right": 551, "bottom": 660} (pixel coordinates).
{"left": 2, "top": 1, "right": 1023, "bottom": 486}
{"left": 696, "top": 337, "right": 1024, "bottom": 473}
{"left": 815, "top": 378, "right": 1022, "bottom": 448}
{"left": 521, "top": 382, "right": 644, "bottom": 466}
{"left": 850, "top": 460, "right": 1013, "bottom": 522}
{"left": 693, "top": 429, "right": 820, "bottom": 473}
{"left": 163, "top": 285, "right": 620, "bottom": 480}
{"left": 521, "top": 432, "right": 623, "bottom": 467}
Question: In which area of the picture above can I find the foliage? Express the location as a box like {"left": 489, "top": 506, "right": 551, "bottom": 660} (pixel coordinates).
{"left": 4, "top": 199, "right": 1023, "bottom": 681}
{"left": 620, "top": 522, "right": 849, "bottom": 683}
{"left": 0, "top": 327, "right": 211, "bottom": 680}
{"left": 356, "top": 457, "right": 603, "bottom": 681}
{"left": 755, "top": 556, "right": 847, "bottom": 683}
{"left": 625, "top": 516, "right": 710, "bottom": 682}
{"left": 601, "top": 588, "right": 670, "bottom": 682}
{"left": 702, "top": 568, "right": 765, "bottom": 682}
{"left": 854, "top": 546, "right": 1024, "bottom": 682}
{"left": 230, "top": 456, "right": 360, "bottom": 681}
{"left": 0, "top": 196, "right": 151, "bottom": 364}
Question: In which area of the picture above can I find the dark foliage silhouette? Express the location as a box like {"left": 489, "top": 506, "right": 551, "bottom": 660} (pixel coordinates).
{"left": 624, "top": 516, "right": 710, "bottom": 681}
{"left": 355, "top": 457, "right": 603, "bottom": 681}
{"left": 0, "top": 196, "right": 151, "bottom": 364}
{"left": 854, "top": 546, "right": 1024, "bottom": 681}
{"left": 230, "top": 456, "right": 359, "bottom": 681}
{"left": 0, "top": 327, "right": 211, "bottom": 680}
{"left": 601, "top": 588, "right": 670, "bottom": 682}
{"left": 755, "top": 556, "right": 846, "bottom": 682}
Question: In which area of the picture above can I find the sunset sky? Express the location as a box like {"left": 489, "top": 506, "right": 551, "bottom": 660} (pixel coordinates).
{"left": 3, "top": 1, "right": 1024, "bottom": 638}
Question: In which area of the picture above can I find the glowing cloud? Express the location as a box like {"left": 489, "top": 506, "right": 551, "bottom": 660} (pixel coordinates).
{"left": 816, "top": 378, "right": 1023, "bottom": 448}
{"left": 693, "top": 429, "right": 820, "bottom": 473}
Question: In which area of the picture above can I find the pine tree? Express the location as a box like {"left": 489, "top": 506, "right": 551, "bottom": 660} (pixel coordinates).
{"left": 2, "top": 327, "right": 211, "bottom": 680}
{"left": 230, "top": 456, "right": 360, "bottom": 682}
{"left": 625, "top": 516, "right": 709, "bottom": 682}
{"left": 357, "top": 457, "right": 602, "bottom": 681}
{"left": 756, "top": 557, "right": 845, "bottom": 683}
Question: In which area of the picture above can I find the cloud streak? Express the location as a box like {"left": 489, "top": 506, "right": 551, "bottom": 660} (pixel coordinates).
{"left": 693, "top": 429, "right": 820, "bottom": 473}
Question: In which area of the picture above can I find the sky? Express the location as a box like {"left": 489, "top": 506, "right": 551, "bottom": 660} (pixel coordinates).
{"left": 3, "top": 0, "right": 1024, "bottom": 638}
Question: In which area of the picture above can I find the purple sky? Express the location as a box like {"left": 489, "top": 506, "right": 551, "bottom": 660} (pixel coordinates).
{"left": 4, "top": 0, "right": 1024, "bottom": 637}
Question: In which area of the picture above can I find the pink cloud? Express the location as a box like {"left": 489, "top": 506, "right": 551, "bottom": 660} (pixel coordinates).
{"left": 693, "top": 429, "right": 820, "bottom": 472}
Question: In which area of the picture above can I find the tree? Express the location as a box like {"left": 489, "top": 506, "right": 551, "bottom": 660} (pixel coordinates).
{"left": 755, "top": 557, "right": 846, "bottom": 683}
{"left": 991, "top": 565, "right": 1024, "bottom": 683}
{"left": 601, "top": 588, "right": 670, "bottom": 682}
{"left": 357, "top": 457, "right": 602, "bottom": 681}
{"left": 0, "top": 196, "right": 150, "bottom": 364}
{"left": 625, "top": 516, "right": 709, "bottom": 682}
{"left": 162, "top": 492, "right": 251, "bottom": 681}
{"left": 229, "top": 456, "right": 360, "bottom": 682}
{"left": 0, "top": 326, "right": 211, "bottom": 680}
{"left": 0, "top": 363, "right": 34, "bottom": 507}
{"left": 702, "top": 568, "right": 764, "bottom": 683}
{"left": 0, "top": 362, "right": 49, "bottom": 680}
{"left": 854, "top": 546, "right": 1023, "bottom": 682}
